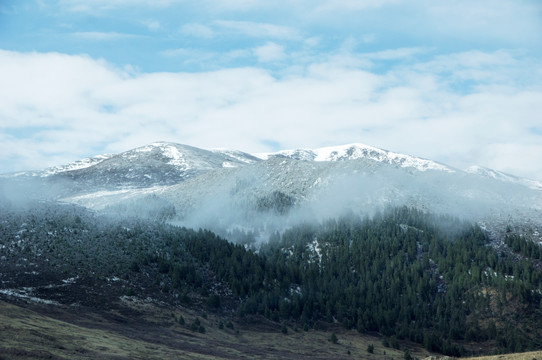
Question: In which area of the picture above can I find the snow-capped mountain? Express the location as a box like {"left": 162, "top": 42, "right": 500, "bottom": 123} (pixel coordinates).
{"left": 1, "top": 141, "right": 541, "bottom": 238}
{"left": 2, "top": 142, "right": 259, "bottom": 181}
{"left": 257, "top": 143, "right": 455, "bottom": 173}
{"left": 27, "top": 142, "right": 259, "bottom": 190}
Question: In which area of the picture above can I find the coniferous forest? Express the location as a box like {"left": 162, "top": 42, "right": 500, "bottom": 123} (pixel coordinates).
{"left": 1, "top": 201, "right": 542, "bottom": 356}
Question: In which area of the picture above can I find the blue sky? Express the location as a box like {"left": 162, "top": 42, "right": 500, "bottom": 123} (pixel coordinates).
{"left": 1, "top": 0, "right": 542, "bottom": 180}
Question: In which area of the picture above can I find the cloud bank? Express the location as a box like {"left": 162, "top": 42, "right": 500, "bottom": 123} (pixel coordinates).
{"left": 1, "top": 48, "right": 541, "bottom": 180}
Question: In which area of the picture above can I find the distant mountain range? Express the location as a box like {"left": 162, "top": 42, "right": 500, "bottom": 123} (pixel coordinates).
{"left": 1, "top": 142, "right": 541, "bottom": 239}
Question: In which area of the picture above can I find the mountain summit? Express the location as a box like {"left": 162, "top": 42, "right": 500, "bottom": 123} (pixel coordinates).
{"left": 4, "top": 142, "right": 260, "bottom": 189}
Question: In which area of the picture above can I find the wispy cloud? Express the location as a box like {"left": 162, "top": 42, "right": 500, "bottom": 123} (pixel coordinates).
{"left": 73, "top": 31, "right": 143, "bottom": 41}
{"left": 143, "top": 19, "right": 161, "bottom": 31}
{"left": 253, "top": 42, "right": 286, "bottom": 63}
{"left": 363, "top": 47, "right": 430, "bottom": 60}
{"left": 214, "top": 20, "right": 301, "bottom": 40}
{"left": 180, "top": 23, "right": 216, "bottom": 39}
{"left": 197, "top": 0, "right": 400, "bottom": 13}
{"left": 59, "top": 0, "right": 180, "bottom": 12}
{"left": 311, "top": 0, "right": 401, "bottom": 13}
{"left": 422, "top": 0, "right": 542, "bottom": 46}
{"left": 206, "top": 0, "right": 269, "bottom": 10}
{"left": 1, "top": 49, "right": 542, "bottom": 180}
{"left": 160, "top": 47, "right": 253, "bottom": 68}
{"left": 160, "top": 48, "right": 217, "bottom": 63}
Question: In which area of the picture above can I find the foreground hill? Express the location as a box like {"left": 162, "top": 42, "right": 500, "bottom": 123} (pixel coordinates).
{"left": 0, "top": 299, "right": 434, "bottom": 360}
{"left": 1, "top": 202, "right": 541, "bottom": 357}
{"left": 467, "top": 351, "right": 542, "bottom": 360}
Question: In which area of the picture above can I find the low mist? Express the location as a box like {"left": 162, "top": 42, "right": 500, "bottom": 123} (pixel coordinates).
{"left": 0, "top": 175, "right": 75, "bottom": 208}
{"left": 3, "top": 157, "right": 541, "bottom": 245}
{"left": 166, "top": 160, "right": 542, "bottom": 243}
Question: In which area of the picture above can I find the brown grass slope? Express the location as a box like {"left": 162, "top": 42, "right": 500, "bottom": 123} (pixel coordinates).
{"left": 466, "top": 352, "right": 542, "bottom": 360}
{"left": 0, "top": 299, "right": 433, "bottom": 360}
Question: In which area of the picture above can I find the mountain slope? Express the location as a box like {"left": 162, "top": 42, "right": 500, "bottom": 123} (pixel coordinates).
{"left": 466, "top": 165, "right": 542, "bottom": 191}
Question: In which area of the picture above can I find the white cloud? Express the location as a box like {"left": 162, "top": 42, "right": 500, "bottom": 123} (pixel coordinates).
{"left": 1, "top": 49, "right": 542, "bottom": 181}
{"left": 253, "top": 42, "right": 286, "bottom": 62}
{"left": 292, "top": 0, "right": 542, "bottom": 52}
{"left": 55, "top": 0, "right": 542, "bottom": 52}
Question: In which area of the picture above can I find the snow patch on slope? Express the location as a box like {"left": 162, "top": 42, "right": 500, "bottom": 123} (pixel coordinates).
{"left": 63, "top": 186, "right": 167, "bottom": 210}
{"left": 211, "top": 149, "right": 261, "bottom": 168}
{"left": 0, "top": 288, "right": 60, "bottom": 305}
{"left": 161, "top": 144, "right": 187, "bottom": 167}
{"left": 127, "top": 142, "right": 189, "bottom": 167}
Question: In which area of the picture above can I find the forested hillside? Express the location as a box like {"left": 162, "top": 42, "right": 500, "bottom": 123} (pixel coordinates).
{"left": 1, "top": 202, "right": 541, "bottom": 356}
{"left": 250, "top": 208, "right": 542, "bottom": 355}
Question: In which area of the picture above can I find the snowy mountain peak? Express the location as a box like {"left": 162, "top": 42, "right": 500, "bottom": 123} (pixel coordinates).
{"left": 122, "top": 142, "right": 260, "bottom": 168}
{"left": 258, "top": 143, "right": 455, "bottom": 173}
{"left": 121, "top": 142, "right": 195, "bottom": 168}
{"left": 39, "top": 142, "right": 263, "bottom": 189}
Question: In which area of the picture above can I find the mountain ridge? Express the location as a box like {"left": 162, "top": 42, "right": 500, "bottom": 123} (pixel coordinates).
{"left": 6, "top": 141, "right": 541, "bottom": 188}
{"left": 256, "top": 143, "right": 456, "bottom": 173}
{"left": 1, "top": 141, "right": 541, "bottom": 240}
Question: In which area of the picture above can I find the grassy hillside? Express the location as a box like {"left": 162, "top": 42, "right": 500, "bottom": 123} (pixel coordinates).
{"left": 0, "top": 300, "right": 432, "bottom": 360}
{"left": 467, "top": 352, "right": 542, "bottom": 360}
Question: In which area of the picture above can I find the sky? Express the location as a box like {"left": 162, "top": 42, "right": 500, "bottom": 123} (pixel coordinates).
{"left": 0, "top": 0, "right": 541, "bottom": 180}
